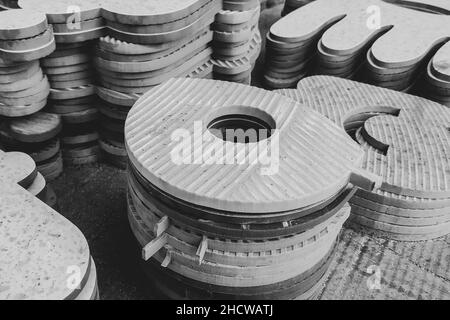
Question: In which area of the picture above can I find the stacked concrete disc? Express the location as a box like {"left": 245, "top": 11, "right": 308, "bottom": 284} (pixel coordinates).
{"left": 92, "top": 0, "right": 221, "bottom": 168}
{"left": 0, "top": 150, "right": 99, "bottom": 300}
{"left": 0, "top": 9, "right": 64, "bottom": 181}
{"left": 124, "top": 78, "right": 382, "bottom": 299}
{"left": 212, "top": 0, "right": 261, "bottom": 84}
{"left": 263, "top": 0, "right": 450, "bottom": 102}
{"left": 0, "top": 113, "right": 63, "bottom": 181}
{"left": 278, "top": 75, "right": 450, "bottom": 241}
{"left": 19, "top": 0, "right": 105, "bottom": 166}
{"left": 282, "top": 0, "right": 315, "bottom": 16}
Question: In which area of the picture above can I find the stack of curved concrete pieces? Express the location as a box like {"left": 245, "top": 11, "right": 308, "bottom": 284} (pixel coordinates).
{"left": 278, "top": 75, "right": 450, "bottom": 241}
{"left": 0, "top": 150, "right": 98, "bottom": 300}
{"left": 0, "top": 9, "right": 65, "bottom": 181}
{"left": 281, "top": 0, "right": 315, "bottom": 16}
{"left": 263, "top": 0, "right": 450, "bottom": 107}
{"left": 423, "top": 42, "right": 450, "bottom": 107}
{"left": 19, "top": 0, "right": 104, "bottom": 166}
{"left": 95, "top": 0, "right": 221, "bottom": 168}
{"left": 2, "top": 0, "right": 263, "bottom": 170}
{"left": 124, "top": 78, "right": 383, "bottom": 299}
{"left": 212, "top": 0, "right": 262, "bottom": 84}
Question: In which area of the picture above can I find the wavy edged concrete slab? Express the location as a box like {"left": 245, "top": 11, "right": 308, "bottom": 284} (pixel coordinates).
{"left": 271, "top": 0, "right": 450, "bottom": 66}
{"left": 0, "top": 150, "right": 92, "bottom": 300}
{"left": 265, "top": 0, "right": 450, "bottom": 102}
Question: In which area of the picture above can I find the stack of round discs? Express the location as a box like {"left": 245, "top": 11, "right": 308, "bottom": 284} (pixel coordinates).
{"left": 278, "top": 75, "right": 450, "bottom": 241}
{"left": 124, "top": 78, "right": 380, "bottom": 300}
{"left": 0, "top": 150, "right": 99, "bottom": 300}
{"left": 95, "top": 55, "right": 215, "bottom": 169}
{"left": 0, "top": 112, "right": 63, "bottom": 181}
{"left": 18, "top": 0, "right": 105, "bottom": 44}
{"left": 212, "top": 29, "right": 261, "bottom": 84}
{"left": 60, "top": 121, "right": 101, "bottom": 165}
{"left": 422, "top": 42, "right": 450, "bottom": 107}
{"left": 101, "top": 0, "right": 221, "bottom": 45}
{"left": 42, "top": 44, "right": 100, "bottom": 166}
{"left": 93, "top": 0, "right": 222, "bottom": 168}
{"left": 0, "top": 9, "right": 55, "bottom": 64}
{"left": 0, "top": 0, "right": 18, "bottom": 10}
{"left": 94, "top": 31, "right": 215, "bottom": 103}
{"left": 212, "top": 0, "right": 261, "bottom": 84}
{"left": 282, "top": 0, "right": 315, "bottom": 16}
{"left": 19, "top": 0, "right": 104, "bottom": 166}
{"left": 0, "top": 9, "right": 60, "bottom": 178}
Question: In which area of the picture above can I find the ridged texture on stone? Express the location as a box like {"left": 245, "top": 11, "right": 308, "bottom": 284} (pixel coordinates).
{"left": 278, "top": 76, "right": 450, "bottom": 199}
{"left": 125, "top": 78, "right": 364, "bottom": 213}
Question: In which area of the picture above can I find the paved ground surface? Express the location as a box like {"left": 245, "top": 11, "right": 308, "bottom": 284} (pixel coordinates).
{"left": 49, "top": 4, "right": 450, "bottom": 300}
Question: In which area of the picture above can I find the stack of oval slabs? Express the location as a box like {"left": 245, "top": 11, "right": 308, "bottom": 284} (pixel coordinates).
{"left": 0, "top": 9, "right": 64, "bottom": 181}
{"left": 0, "top": 150, "right": 99, "bottom": 300}
{"left": 277, "top": 75, "right": 450, "bottom": 241}
{"left": 263, "top": 0, "right": 450, "bottom": 106}
{"left": 19, "top": 0, "right": 104, "bottom": 166}
{"left": 11, "top": 0, "right": 264, "bottom": 170}
{"left": 124, "top": 78, "right": 382, "bottom": 299}
{"left": 94, "top": 0, "right": 222, "bottom": 168}
{"left": 212, "top": 0, "right": 262, "bottom": 84}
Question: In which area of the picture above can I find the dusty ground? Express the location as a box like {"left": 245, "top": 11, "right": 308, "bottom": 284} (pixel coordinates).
{"left": 49, "top": 4, "right": 450, "bottom": 300}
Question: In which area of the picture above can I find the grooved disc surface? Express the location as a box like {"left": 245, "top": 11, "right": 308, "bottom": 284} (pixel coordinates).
{"left": 278, "top": 76, "right": 450, "bottom": 200}
{"left": 125, "top": 78, "right": 364, "bottom": 213}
